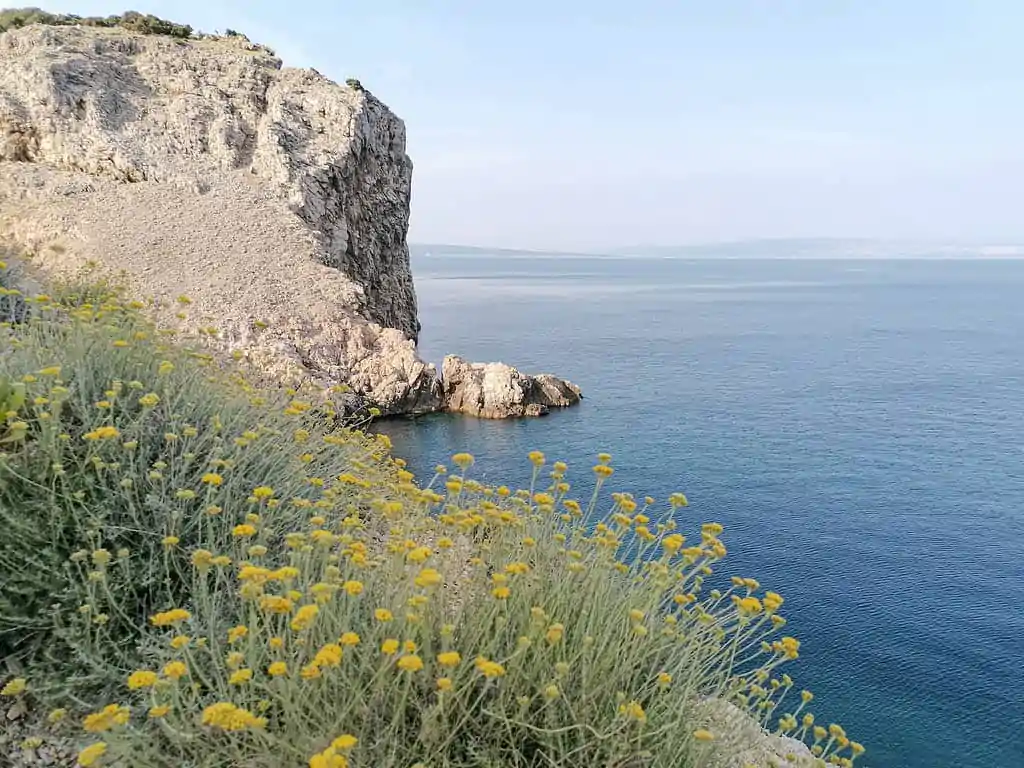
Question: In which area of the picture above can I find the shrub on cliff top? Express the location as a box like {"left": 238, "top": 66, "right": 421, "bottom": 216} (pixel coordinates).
{"left": 0, "top": 8, "right": 193, "bottom": 38}
{"left": 0, "top": 278, "right": 400, "bottom": 698}
{"left": 0, "top": 276, "right": 864, "bottom": 767}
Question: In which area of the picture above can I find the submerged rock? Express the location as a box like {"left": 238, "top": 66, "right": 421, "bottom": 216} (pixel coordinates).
{"left": 441, "top": 355, "right": 582, "bottom": 418}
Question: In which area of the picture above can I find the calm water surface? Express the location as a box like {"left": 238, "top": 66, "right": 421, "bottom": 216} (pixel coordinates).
{"left": 376, "top": 254, "right": 1024, "bottom": 768}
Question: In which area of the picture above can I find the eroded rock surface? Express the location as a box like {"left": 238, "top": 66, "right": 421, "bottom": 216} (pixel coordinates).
{"left": 441, "top": 355, "right": 582, "bottom": 419}
{"left": 0, "top": 23, "right": 579, "bottom": 418}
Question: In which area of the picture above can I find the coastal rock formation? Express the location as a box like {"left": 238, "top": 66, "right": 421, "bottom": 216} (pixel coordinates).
{"left": 0, "top": 22, "right": 579, "bottom": 417}
{"left": 441, "top": 355, "right": 582, "bottom": 418}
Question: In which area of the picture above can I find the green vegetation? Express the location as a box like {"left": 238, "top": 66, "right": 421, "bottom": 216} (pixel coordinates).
{"left": 0, "top": 260, "right": 863, "bottom": 766}
{"left": 0, "top": 8, "right": 194, "bottom": 38}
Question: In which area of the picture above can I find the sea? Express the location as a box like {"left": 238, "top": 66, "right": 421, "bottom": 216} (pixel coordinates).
{"left": 375, "top": 249, "right": 1024, "bottom": 768}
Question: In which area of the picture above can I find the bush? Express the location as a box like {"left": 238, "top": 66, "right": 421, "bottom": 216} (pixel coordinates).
{"left": 0, "top": 276, "right": 863, "bottom": 767}
{"left": 0, "top": 252, "right": 29, "bottom": 323}
{"left": 0, "top": 8, "right": 193, "bottom": 38}
{"left": 0, "top": 278, "right": 401, "bottom": 700}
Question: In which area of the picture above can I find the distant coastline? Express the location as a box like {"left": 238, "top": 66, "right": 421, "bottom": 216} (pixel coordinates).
{"left": 412, "top": 237, "right": 1024, "bottom": 260}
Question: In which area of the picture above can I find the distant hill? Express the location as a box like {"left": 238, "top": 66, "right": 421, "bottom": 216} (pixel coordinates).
{"left": 412, "top": 238, "right": 1024, "bottom": 260}
{"left": 605, "top": 238, "right": 1024, "bottom": 259}
{"left": 409, "top": 243, "right": 595, "bottom": 258}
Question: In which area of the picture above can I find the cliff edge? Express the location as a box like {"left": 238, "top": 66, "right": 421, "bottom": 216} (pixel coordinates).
{"left": 0, "top": 20, "right": 580, "bottom": 418}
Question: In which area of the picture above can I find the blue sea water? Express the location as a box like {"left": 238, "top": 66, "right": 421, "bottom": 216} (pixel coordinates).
{"left": 375, "top": 252, "right": 1024, "bottom": 768}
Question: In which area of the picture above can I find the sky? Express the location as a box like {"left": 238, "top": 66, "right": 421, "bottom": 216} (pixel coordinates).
{"left": 27, "top": 1, "right": 1024, "bottom": 250}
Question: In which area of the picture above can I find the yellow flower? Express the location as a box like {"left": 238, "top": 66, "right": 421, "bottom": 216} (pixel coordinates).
{"left": 38, "top": 366, "right": 61, "bottom": 377}
{"left": 290, "top": 604, "right": 320, "bottom": 631}
{"left": 619, "top": 700, "right": 646, "bottom": 723}
{"left": 436, "top": 677, "right": 453, "bottom": 691}
{"left": 259, "top": 595, "right": 295, "bottom": 614}
{"left": 492, "top": 586, "right": 511, "bottom": 599}
{"left": 298, "top": 661, "right": 323, "bottom": 680}
{"left": 127, "top": 670, "right": 158, "bottom": 690}
{"left": 657, "top": 671, "right": 673, "bottom": 687}
{"left": 381, "top": 639, "right": 400, "bottom": 655}
{"left": 628, "top": 609, "right": 645, "bottom": 622}
{"left": 232, "top": 524, "right": 257, "bottom": 538}
{"left": 268, "top": 661, "right": 288, "bottom": 677}
{"left": 201, "top": 472, "right": 223, "bottom": 486}
{"left": 83, "top": 704, "right": 130, "bottom": 733}
{"left": 474, "top": 656, "right": 505, "bottom": 678}
{"left": 452, "top": 452, "right": 474, "bottom": 468}
{"left": 414, "top": 568, "right": 442, "bottom": 588}
{"left": 545, "top": 623, "right": 564, "bottom": 645}
{"left": 314, "top": 644, "right": 343, "bottom": 668}
{"left": 374, "top": 608, "right": 393, "bottom": 622}
{"left": 252, "top": 485, "right": 275, "bottom": 499}
{"left": 339, "top": 632, "right": 360, "bottom": 646}
{"left": 737, "top": 596, "right": 763, "bottom": 615}
{"left": 662, "top": 533, "right": 685, "bottom": 553}
{"left": 225, "top": 652, "right": 246, "bottom": 670}
{"left": 437, "top": 651, "right": 461, "bottom": 668}
{"left": 148, "top": 705, "right": 171, "bottom": 718}
{"left": 528, "top": 450, "right": 545, "bottom": 466}
{"left": 138, "top": 393, "right": 160, "bottom": 407}
{"left": 150, "top": 608, "right": 191, "bottom": 627}
{"left": 162, "top": 661, "right": 187, "bottom": 680}
{"left": 47, "top": 708, "right": 67, "bottom": 724}
{"left": 543, "top": 684, "right": 560, "bottom": 699}
{"left": 227, "top": 625, "right": 249, "bottom": 643}
{"left": 342, "top": 580, "right": 364, "bottom": 596}
{"left": 776, "top": 636, "right": 801, "bottom": 659}
{"left": 693, "top": 728, "right": 715, "bottom": 742}
{"left": 763, "top": 591, "right": 784, "bottom": 613}
{"left": 158, "top": 361, "right": 175, "bottom": 375}
{"left": 331, "top": 734, "right": 358, "bottom": 751}
{"left": 669, "top": 492, "right": 689, "bottom": 507}
{"left": 271, "top": 566, "right": 300, "bottom": 582}
{"left": 593, "top": 464, "right": 614, "bottom": 478}
{"left": 191, "top": 549, "right": 213, "bottom": 569}
{"left": 83, "top": 426, "right": 120, "bottom": 441}
{"left": 200, "top": 702, "right": 266, "bottom": 731}
{"left": 406, "top": 546, "right": 432, "bottom": 563}
{"left": 161, "top": 535, "right": 180, "bottom": 548}
{"left": 77, "top": 742, "right": 108, "bottom": 766}
{"left": 229, "top": 668, "right": 253, "bottom": 685}
{"left": 1, "top": 678, "right": 27, "bottom": 696}
{"left": 397, "top": 654, "right": 424, "bottom": 672}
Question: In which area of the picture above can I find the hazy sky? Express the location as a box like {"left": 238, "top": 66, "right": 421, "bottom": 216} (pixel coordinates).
{"left": 30, "top": 1, "right": 1024, "bottom": 250}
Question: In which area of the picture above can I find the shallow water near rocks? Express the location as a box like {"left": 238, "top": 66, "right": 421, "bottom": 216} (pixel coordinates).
{"left": 375, "top": 251, "right": 1024, "bottom": 768}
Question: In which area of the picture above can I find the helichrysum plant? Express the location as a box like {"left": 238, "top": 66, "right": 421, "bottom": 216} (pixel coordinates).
{"left": 0, "top": 271, "right": 863, "bottom": 767}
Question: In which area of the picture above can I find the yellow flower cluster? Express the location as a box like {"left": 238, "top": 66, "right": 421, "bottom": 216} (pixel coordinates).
{"left": 200, "top": 702, "right": 266, "bottom": 731}
{"left": 4, "top": 286, "right": 864, "bottom": 768}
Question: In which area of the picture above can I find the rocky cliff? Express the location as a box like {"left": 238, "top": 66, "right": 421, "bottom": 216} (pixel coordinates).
{"left": 0, "top": 21, "right": 580, "bottom": 418}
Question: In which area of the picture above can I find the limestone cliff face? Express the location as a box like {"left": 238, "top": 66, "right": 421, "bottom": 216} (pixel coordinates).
{"left": 0, "top": 24, "right": 417, "bottom": 336}
{"left": 0, "top": 23, "right": 579, "bottom": 418}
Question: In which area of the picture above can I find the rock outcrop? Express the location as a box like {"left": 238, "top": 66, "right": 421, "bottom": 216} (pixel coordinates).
{"left": 0, "top": 22, "right": 580, "bottom": 418}
{"left": 441, "top": 356, "right": 582, "bottom": 418}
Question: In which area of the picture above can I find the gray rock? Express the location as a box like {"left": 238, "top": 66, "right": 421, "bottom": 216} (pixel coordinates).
{"left": 441, "top": 355, "right": 582, "bottom": 419}
{"left": 0, "top": 24, "right": 579, "bottom": 419}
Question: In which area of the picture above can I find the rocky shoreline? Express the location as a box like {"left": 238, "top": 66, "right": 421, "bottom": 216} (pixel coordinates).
{"left": 0, "top": 23, "right": 581, "bottom": 420}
